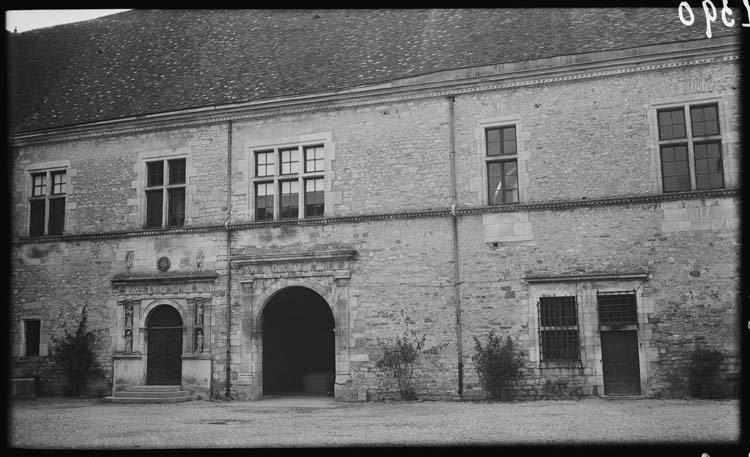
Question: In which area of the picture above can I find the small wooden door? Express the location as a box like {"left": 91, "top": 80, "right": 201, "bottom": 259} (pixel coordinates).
{"left": 601, "top": 330, "right": 641, "bottom": 395}
{"left": 146, "top": 305, "right": 183, "bottom": 385}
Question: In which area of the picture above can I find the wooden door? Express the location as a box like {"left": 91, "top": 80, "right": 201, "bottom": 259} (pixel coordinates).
{"left": 601, "top": 330, "right": 641, "bottom": 395}
{"left": 146, "top": 305, "right": 183, "bottom": 385}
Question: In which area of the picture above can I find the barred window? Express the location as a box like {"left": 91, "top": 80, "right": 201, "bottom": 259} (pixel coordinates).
{"left": 597, "top": 291, "right": 638, "bottom": 326}
{"left": 538, "top": 296, "right": 580, "bottom": 361}
{"left": 251, "top": 144, "right": 325, "bottom": 221}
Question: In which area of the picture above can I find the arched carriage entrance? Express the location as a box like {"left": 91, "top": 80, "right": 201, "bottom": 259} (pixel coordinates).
{"left": 262, "top": 287, "right": 335, "bottom": 396}
{"left": 146, "top": 305, "right": 183, "bottom": 385}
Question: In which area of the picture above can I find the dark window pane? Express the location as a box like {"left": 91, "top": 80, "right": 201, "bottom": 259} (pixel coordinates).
{"left": 167, "top": 188, "right": 185, "bottom": 226}
{"left": 660, "top": 145, "right": 690, "bottom": 192}
{"left": 280, "top": 181, "right": 299, "bottom": 219}
{"left": 146, "top": 190, "right": 163, "bottom": 228}
{"left": 147, "top": 162, "right": 164, "bottom": 187}
{"left": 32, "top": 173, "right": 46, "bottom": 197}
{"left": 691, "top": 105, "right": 720, "bottom": 136}
{"left": 694, "top": 141, "right": 723, "bottom": 190}
{"left": 487, "top": 162, "right": 503, "bottom": 205}
{"left": 305, "top": 178, "right": 324, "bottom": 217}
{"left": 658, "top": 108, "right": 686, "bottom": 140}
{"left": 24, "top": 320, "right": 41, "bottom": 356}
{"left": 168, "top": 159, "right": 186, "bottom": 185}
{"left": 539, "top": 296, "right": 580, "bottom": 361}
{"left": 256, "top": 183, "right": 274, "bottom": 221}
{"left": 29, "top": 200, "right": 45, "bottom": 237}
{"left": 48, "top": 198, "right": 65, "bottom": 235}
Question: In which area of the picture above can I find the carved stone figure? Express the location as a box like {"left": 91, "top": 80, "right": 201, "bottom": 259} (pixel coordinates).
{"left": 125, "top": 251, "right": 134, "bottom": 270}
{"left": 195, "top": 329, "right": 204, "bottom": 352}
{"left": 124, "top": 301, "right": 133, "bottom": 329}
{"left": 195, "top": 298, "right": 204, "bottom": 327}
{"left": 196, "top": 249, "right": 204, "bottom": 270}
{"left": 124, "top": 329, "right": 133, "bottom": 353}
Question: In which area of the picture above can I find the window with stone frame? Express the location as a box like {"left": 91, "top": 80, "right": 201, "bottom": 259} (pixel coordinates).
{"left": 23, "top": 319, "right": 41, "bottom": 356}
{"left": 485, "top": 125, "right": 519, "bottom": 205}
{"left": 28, "top": 169, "right": 67, "bottom": 237}
{"left": 251, "top": 144, "right": 325, "bottom": 221}
{"left": 538, "top": 296, "right": 581, "bottom": 361}
{"left": 657, "top": 103, "right": 724, "bottom": 193}
{"left": 145, "top": 158, "right": 187, "bottom": 228}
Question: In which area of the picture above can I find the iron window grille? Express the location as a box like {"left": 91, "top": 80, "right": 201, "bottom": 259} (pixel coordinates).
{"left": 28, "top": 169, "right": 66, "bottom": 237}
{"left": 485, "top": 126, "right": 519, "bottom": 205}
{"left": 657, "top": 103, "right": 724, "bottom": 193}
{"left": 145, "top": 158, "right": 187, "bottom": 228}
{"left": 597, "top": 291, "right": 638, "bottom": 326}
{"left": 538, "top": 296, "right": 580, "bottom": 361}
{"left": 252, "top": 144, "right": 325, "bottom": 221}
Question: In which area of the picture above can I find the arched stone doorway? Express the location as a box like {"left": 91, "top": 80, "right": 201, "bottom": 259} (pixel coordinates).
{"left": 262, "top": 287, "right": 335, "bottom": 396}
{"left": 146, "top": 305, "right": 183, "bottom": 385}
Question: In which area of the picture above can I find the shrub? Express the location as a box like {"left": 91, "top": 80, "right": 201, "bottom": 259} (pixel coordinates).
{"left": 687, "top": 346, "right": 725, "bottom": 399}
{"left": 376, "top": 331, "right": 426, "bottom": 400}
{"left": 472, "top": 331, "right": 524, "bottom": 401}
{"left": 50, "top": 306, "right": 103, "bottom": 396}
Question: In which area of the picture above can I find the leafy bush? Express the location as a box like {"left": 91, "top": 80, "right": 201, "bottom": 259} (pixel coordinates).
{"left": 472, "top": 331, "right": 524, "bottom": 401}
{"left": 50, "top": 306, "right": 103, "bottom": 396}
{"left": 376, "top": 331, "right": 426, "bottom": 400}
{"left": 688, "top": 346, "right": 725, "bottom": 399}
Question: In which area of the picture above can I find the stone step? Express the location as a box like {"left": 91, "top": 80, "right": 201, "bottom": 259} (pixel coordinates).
{"left": 114, "top": 390, "right": 190, "bottom": 398}
{"left": 103, "top": 395, "right": 197, "bottom": 404}
{"left": 122, "top": 385, "right": 184, "bottom": 392}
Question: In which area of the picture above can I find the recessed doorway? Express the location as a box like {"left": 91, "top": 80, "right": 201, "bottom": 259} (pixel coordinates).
{"left": 262, "top": 287, "right": 335, "bottom": 396}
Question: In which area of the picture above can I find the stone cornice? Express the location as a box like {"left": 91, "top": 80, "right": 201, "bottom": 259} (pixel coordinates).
{"left": 10, "top": 36, "right": 739, "bottom": 147}
{"left": 230, "top": 249, "right": 357, "bottom": 265}
{"left": 11, "top": 188, "right": 739, "bottom": 246}
{"left": 525, "top": 271, "right": 650, "bottom": 283}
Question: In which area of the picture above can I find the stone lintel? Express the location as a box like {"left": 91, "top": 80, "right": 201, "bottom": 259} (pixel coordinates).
{"left": 230, "top": 249, "right": 357, "bottom": 265}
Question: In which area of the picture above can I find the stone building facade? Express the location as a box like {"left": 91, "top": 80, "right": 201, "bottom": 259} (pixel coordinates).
{"left": 9, "top": 10, "right": 740, "bottom": 401}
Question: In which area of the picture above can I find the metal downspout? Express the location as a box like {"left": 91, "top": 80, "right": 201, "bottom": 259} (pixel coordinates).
{"left": 225, "top": 120, "right": 233, "bottom": 398}
{"left": 447, "top": 95, "right": 463, "bottom": 396}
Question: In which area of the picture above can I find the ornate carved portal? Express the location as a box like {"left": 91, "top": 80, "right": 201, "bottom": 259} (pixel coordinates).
{"left": 232, "top": 249, "right": 356, "bottom": 400}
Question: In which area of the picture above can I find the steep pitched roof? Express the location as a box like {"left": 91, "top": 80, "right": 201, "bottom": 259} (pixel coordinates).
{"left": 8, "top": 9, "right": 733, "bottom": 133}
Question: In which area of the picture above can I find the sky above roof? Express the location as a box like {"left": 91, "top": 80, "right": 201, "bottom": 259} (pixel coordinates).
{"left": 5, "top": 9, "right": 130, "bottom": 33}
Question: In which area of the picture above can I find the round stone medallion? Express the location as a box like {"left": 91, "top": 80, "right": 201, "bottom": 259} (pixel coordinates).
{"left": 157, "top": 256, "right": 171, "bottom": 272}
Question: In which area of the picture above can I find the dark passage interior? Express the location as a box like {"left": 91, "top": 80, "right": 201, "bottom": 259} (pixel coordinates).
{"left": 262, "top": 287, "right": 335, "bottom": 396}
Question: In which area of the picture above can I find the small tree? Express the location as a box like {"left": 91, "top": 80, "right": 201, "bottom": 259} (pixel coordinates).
{"left": 472, "top": 331, "right": 524, "bottom": 401}
{"left": 376, "top": 331, "right": 426, "bottom": 400}
{"left": 688, "top": 346, "right": 725, "bottom": 399}
{"left": 50, "top": 306, "right": 102, "bottom": 396}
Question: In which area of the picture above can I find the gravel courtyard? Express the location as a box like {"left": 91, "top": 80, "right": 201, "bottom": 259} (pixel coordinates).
{"left": 8, "top": 396, "right": 739, "bottom": 448}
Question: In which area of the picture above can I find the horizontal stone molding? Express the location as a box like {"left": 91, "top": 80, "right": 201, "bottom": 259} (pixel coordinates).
{"left": 111, "top": 271, "right": 219, "bottom": 286}
{"left": 230, "top": 249, "right": 357, "bottom": 265}
{"left": 112, "top": 353, "right": 143, "bottom": 359}
{"left": 10, "top": 36, "right": 739, "bottom": 147}
{"left": 12, "top": 188, "right": 739, "bottom": 245}
{"left": 524, "top": 271, "right": 649, "bottom": 283}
